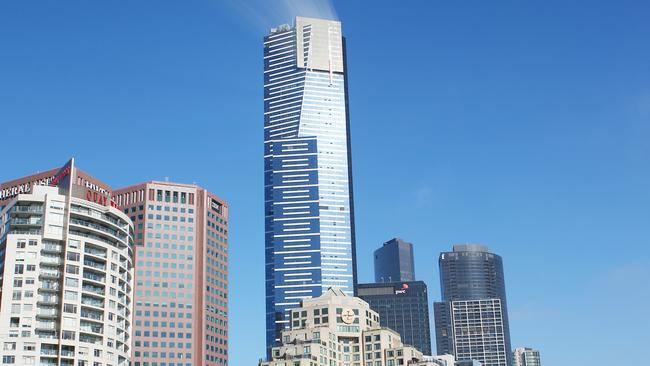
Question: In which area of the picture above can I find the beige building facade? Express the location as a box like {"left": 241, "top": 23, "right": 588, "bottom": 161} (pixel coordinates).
{"left": 260, "top": 288, "right": 451, "bottom": 366}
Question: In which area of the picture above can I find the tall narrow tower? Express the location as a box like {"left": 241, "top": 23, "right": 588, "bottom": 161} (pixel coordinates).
{"left": 263, "top": 16, "right": 357, "bottom": 351}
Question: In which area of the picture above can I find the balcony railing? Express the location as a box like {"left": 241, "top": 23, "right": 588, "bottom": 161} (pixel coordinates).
{"left": 38, "top": 296, "right": 59, "bottom": 304}
{"left": 40, "top": 349, "right": 58, "bottom": 356}
{"left": 39, "top": 269, "right": 61, "bottom": 278}
{"left": 41, "top": 243, "right": 63, "bottom": 252}
{"left": 11, "top": 218, "right": 42, "bottom": 225}
{"left": 40, "top": 282, "right": 60, "bottom": 291}
{"left": 38, "top": 308, "right": 59, "bottom": 317}
{"left": 35, "top": 322, "right": 56, "bottom": 330}
{"left": 82, "top": 285, "right": 104, "bottom": 296}
{"left": 84, "top": 247, "right": 107, "bottom": 258}
{"left": 81, "top": 310, "right": 103, "bottom": 321}
{"left": 81, "top": 297, "right": 104, "bottom": 308}
{"left": 13, "top": 206, "right": 43, "bottom": 213}
{"left": 83, "top": 260, "right": 106, "bottom": 271}
{"left": 41, "top": 256, "right": 63, "bottom": 265}
{"left": 82, "top": 272, "right": 105, "bottom": 283}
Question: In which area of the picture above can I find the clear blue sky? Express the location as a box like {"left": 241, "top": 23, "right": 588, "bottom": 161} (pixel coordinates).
{"left": 1, "top": 1, "right": 649, "bottom": 365}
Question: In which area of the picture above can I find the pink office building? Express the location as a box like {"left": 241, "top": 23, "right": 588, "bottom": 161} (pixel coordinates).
{"left": 112, "top": 181, "right": 229, "bottom": 366}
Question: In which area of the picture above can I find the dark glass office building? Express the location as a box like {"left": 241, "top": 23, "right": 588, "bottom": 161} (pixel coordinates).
{"left": 357, "top": 281, "right": 432, "bottom": 355}
{"left": 374, "top": 238, "right": 415, "bottom": 282}
{"left": 434, "top": 244, "right": 512, "bottom": 366}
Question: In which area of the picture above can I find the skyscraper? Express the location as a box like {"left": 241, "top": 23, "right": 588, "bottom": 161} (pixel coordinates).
{"left": 513, "top": 347, "right": 541, "bottom": 366}
{"left": 356, "top": 281, "right": 432, "bottom": 355}
{"left": 263, "top": 16, "right": 357, "bottom": 350}
{"left": 374, "top": 238, "right": 415, "bottom": 283}
{"left": 113, "top": 182, "right": 229, "bottom": 366}
{"left": 0, "top": 159, "right": 134, "bottom": 366}
{"left": 434, "top": 245, "right": 512, "bottom": 366}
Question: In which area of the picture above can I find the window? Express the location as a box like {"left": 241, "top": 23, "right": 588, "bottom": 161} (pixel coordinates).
{"left": 2, "top": 356, "right": 15, "bottom": 364}
{"left": 63, "top": 304, "right": 77, "bottom": 314}
{"left": 66, "top": 265, "right": 79, "bottom": 274}
{"left": 66, "top": 278, "right": 79, "bottom": 287}
{"left": 3, "top": 343, "right": 16, "bottom": 351}
{"left": 67, "top": 252, "right": 80, "bottom": 261}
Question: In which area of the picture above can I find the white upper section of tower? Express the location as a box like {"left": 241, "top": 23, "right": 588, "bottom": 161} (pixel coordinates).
{"left": 295, "top": 16, "right": 344, "bottom": 73}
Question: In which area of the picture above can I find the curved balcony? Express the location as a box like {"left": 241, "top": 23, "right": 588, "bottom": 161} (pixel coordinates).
{"left": 39, "top": 269, "right": 61, "bottom": 279}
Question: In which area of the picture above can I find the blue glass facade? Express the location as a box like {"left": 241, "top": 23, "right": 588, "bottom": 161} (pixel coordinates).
{"left": 357, "top": 281, "right": 432, "bottom": 355}
{"left": 263, "top": 17, "right": 357, "bottom": 352}
{"left": 373, "top": 238, "right": 415, "bottom": 283}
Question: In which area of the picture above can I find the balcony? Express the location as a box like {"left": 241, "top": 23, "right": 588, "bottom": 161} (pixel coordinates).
{"left": 11, "top": 217, "right": 43, "bottom": 226}
{"left": 70, "top": 218, "right": 127, "bottom": 241}
{"left": 37, "top": 308, "right": 59, "bottom": 318}
{"left": 83, "top": 259, "right": 106, "bottom": 271}
{"left": 81, "top": 297, "right": 104, "bottom": 308}
{"left": 37, "top": 296, "right": 59, "bottom": 305}
{"left": 40, "top": 348, "right": 58, "bottom": 356}
{"left": 84, "top": 247, "right": 107, "bottom": 258}
{"left": 9, "top": 229, "right": 41, "bottom": 235}
{"left": 13, "top": 205, "right": 43, "bottom": 213}
{"left": 79, "top": 334, "right": 102, "bottom": 345}
{"left": 82, "top": 284, "right": 104, "bottom": 296}
{"left": 39, "top": 269, "right": 61, "bottom": 279}
{"left": 35, "top": 321, "right": 56, "bottom": 330}
{"left": 41, "top": 243, "right": 63, "bottom": 253}
{"left": 81, "top": 309, "right": 103, "bottom": 321}
{"left": 40, "top": 282, "right": 60, "bottom": 291}
{"left": 80, "top": 322, "right": 103, "bottom": 334}
{"left": 41, "top": 256, "right": 63, "bottom": 265}
{"left": 82, "top": 271, "right": 105, "bottom": 283}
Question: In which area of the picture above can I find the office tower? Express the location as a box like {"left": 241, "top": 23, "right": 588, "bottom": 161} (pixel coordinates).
{"left": 513, "top": 348, "right": 541, "bottom": 366}
{"left": 0, "top": 159, "right": 134, "bottom": 366}
{"left": 113, "top": 182, "right": 229, "bottom": 366}
{"left": 259, "top": 288, "right": 438, "bottom": 366}
{"left": 434, "top": 245, "right": 511, "bottom": 366}
{"left": 263, "top": 16, "right": 357, "bottom": 350}
{"left": 357, "top": 281, "right": 432, "bottom": 355}
{"left": 374, "top": 238, "right": 415, "bottom": 282}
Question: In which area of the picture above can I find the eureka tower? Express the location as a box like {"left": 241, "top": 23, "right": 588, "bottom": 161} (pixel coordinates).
{"left": 263, "top": 16, "right": 357, "bottom": 351}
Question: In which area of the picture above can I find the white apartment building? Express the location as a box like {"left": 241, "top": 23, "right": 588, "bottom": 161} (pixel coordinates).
{"left": 0, "top": 161, "right": 134, "bottom": 366}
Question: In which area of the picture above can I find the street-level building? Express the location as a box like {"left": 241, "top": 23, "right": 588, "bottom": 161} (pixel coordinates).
{"left": 260, "top": 288, "right": 443, "bottom": 366}
{"left": 357, "top": 281, "right": 431, "bottom": 355}
{"left": 513, "top": 348, "right": 541, "bottom": 366}
{"left": 0, "top": 159, "right": 134, "bottom": 366}
{"left": 113, "top": 181, "right": 229, "bottom": 366}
